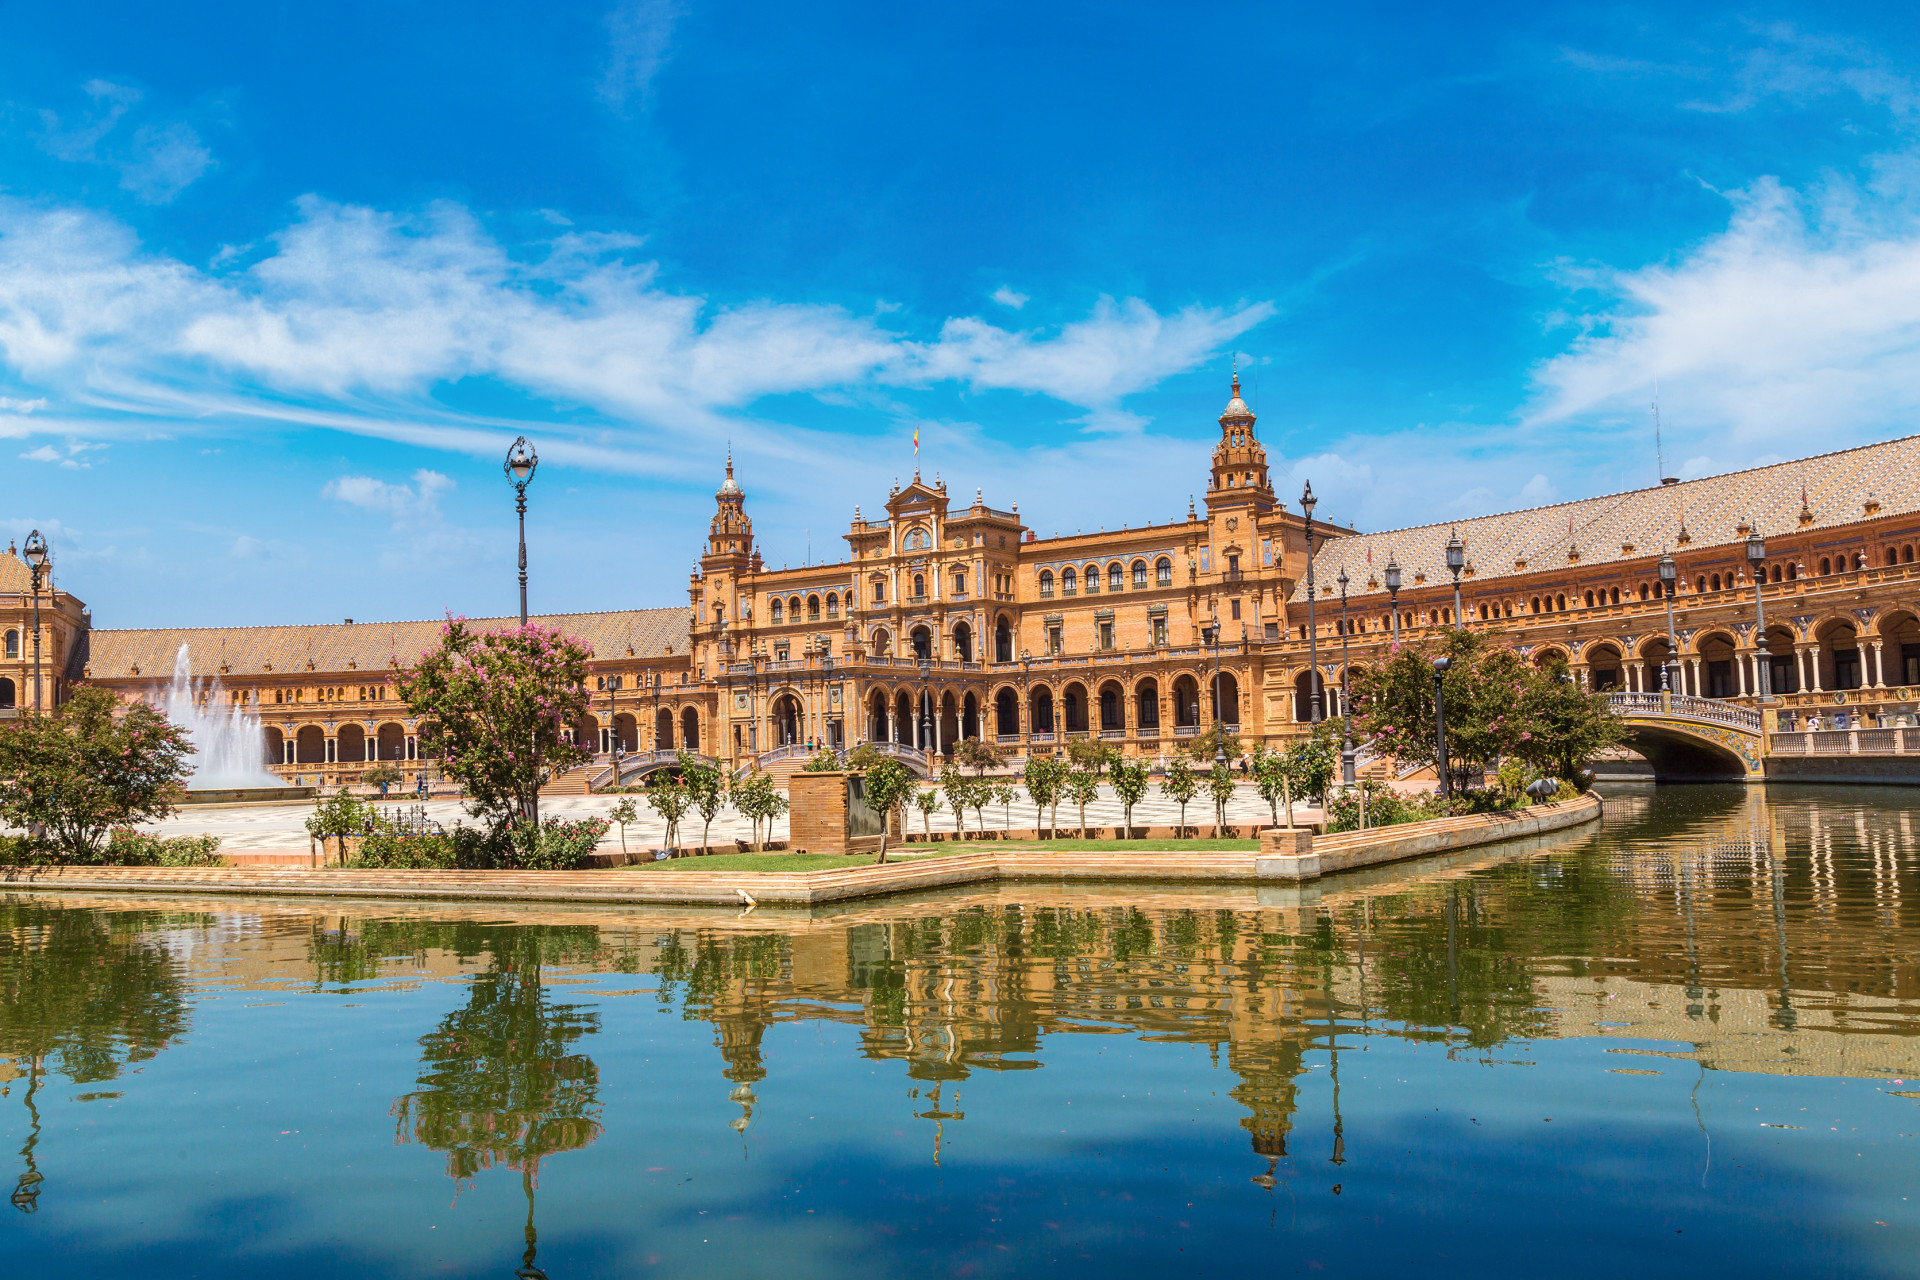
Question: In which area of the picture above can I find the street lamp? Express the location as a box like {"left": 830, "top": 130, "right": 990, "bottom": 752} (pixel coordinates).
{"left": 1657, "top": 551, "right": 1678, "bottom": 695}
{"left": 1746, "top": 522, "right": 1771, "bottom": 697}
{"left": 1384, "top": 553, "right": 1402, "bottom": 653}
{"left": 22, "top": 529, "right": 48, "bottom": 714}
{"left": 1445, "top": 528, "right": 1465, "bottom": 625}
{"left": 1205, "top": 617, "right": 1227, "bottom": 768}
{"left": 1432, "top": 656, "right": 1451, "bottom": 799}
{"left": 1020, "top": 650, "right": 1031, "bottom": 754}
{"left": 1301, "top": 481, "right": 1322, "bottom": 722}
{"left": 504, "top": 437, "right": 538, "bottom": 626}
{"left": 919, "top": 659, "right": 932, "bottom": 755}
{"left": 1338, "top": 566, "right": 1355, "bottom": 785}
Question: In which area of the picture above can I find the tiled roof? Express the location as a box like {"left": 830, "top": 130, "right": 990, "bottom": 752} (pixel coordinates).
{"left": 0, "top": 549, "right": 32, "bottom": 593}
{"left": 1294, "top": 434, "right": 1920, "bottom": 601}
{"left": 81, "top": 607, "right": 693, "bottom": 681}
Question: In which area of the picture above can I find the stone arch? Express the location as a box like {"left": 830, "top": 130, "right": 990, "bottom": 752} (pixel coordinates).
{"left": 573, "top": 712, "right": 600, "bottom": 750}
{"left": 1061, "top": 681, "right": 1089, "bottom": 732}
{"left": 613, "top": 712, "right": 638, "bottom": 752}
{"left": 1107, "top": 561, "right": 1124, "bottom": 593}
{"left": 826, "top": 591, "right": 840, "bottom": 618}
{"left": 295, "top": 724, "right": 327, "bottom": 764}
{"left": 263, "top": 724, "right": 284, "bottom": 764}
{"left": 1039, "top": 569, "right": 1054, "bottom": 596}
{"left": 1131, "top": 558, "right": 1149, "bottom": 589}
{"left": 994, "top": 613, "right": 1014, "bottom": 663}
{"left": 807, "top": 593, "right": 821, "bottom": 621}
{"left": 375, "top": 721, "right": 407, "bottom": 761}
{"left": 1695, "top": 629, "right": 1740, "bottom": 697}
{"left": 1062, "top": 566, "right": 1078, "bottom": 595}
{"left": 1876, "top": 609, "right": 1920, "bottom": 687}
{"left": 1211, "top": 671, "right": 1241, "bottom": 726}
{"left": 871, "top": 626, "right": 892, "bottom": 657}
{"left": 337, "top": 723, "right": 367, "bottom": 763}
{"left": 680, "top": 706, "right": 701, "bottom": 752}
{"left": 1097, "top": 679, "right": 1126, "bottom": 731}
{"left": 788, "top": 595, "right": 802, "bottom": 619}
{"left": 940, "top": 690, "right": 960, "bottom": 747}
{"left": 910, "top": 625, "right": 933, "bottom": 660}
{"left": 770, "top": 598, "right": 783, "bottom": 623}
{"left": 952, "top": 619, "right": 973, "bottom": 663}
{"left": 1029, "top": 684, "right": 1056, "bottom": 735}
{"left": 1172, "top": 673, "right": 1202, "bottom": 727}
{"left": 867, "top": 688, "right": 891, "bottom": 741}
{"left": 1291, "top": 669, "right": 1324, "bottom": 722}
{"left": 771, "top": 691, "right": 803, "bottom": 746}
{"left": 1584, "top": 642, "right": 1624, "bottom": 690}
{"left": 656, "top": 707, "right": 675, "bottom": 749}
{"left": 1082, "top": 563, "right": 1101, "bottom": 595}
{"left": 1812, "top": 616, "right": 1865, "bottom": 691}
{"left": 1133, "top": 676, "right": 1160, "bottom": 730}
{"left": 1156, "top": 557, "right": 1173, "bottom": 587}
{"left": 1530, "top": 646, "right": 1568, "bottom": 669}
{"left": 961, "top": 690, "right": 981, "bottom": 740}
{"left": 912, "top": 573, "right": 926, "bottom": 598}
{"left": 994, "top": 686, "right": 1019, "bottom": 737}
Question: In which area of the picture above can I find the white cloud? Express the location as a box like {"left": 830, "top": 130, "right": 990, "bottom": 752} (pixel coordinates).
{"left": 19, "top": 445, "right": 60, "bottom": 462}
{"left": 0, "top": 195, "right": 1266, "bottom": 455}
{"left": 119, "top": 122, "right": 215, "bottom": 203}
{"left": 1518, "top": 473, "right": 1557, "bottom": 505}
{"left": 323, "top": 468, "right": 454, "bottom": 517}
{"left": 991, "top": 286, "right": 1028, "bottom": 309}
{"left": 600, "top": 0, "right": 684, "bottom": 111}
{"left": 1528, "top": 169, "right": 1920, "bottom": 458}
{"left": 36, "top": 80, "right": 213, "bottom": 204}
{"left": 18, "top": 438, "right": 101, "bottom": 468}
{"left": 0, "top": 396, "right": 47, "bottom": 413}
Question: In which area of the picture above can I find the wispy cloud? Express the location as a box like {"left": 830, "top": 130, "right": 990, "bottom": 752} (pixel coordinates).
{"left": 322, "top": 468, "right": 455, "bottom": 517}
{"left": 36, "top": 80, "right": 214, "bottom": 204}
{"left": 991, "top": 286, "right": 1028, "bottom": 309}
{"left": 599, "top": 0, "right": 684, "bottom": 112}
{"left": 0, "top": 194, "right": 1267, "bottom": 456}
{"left": 19, "top": 438, "right": 103, "bottom": 469}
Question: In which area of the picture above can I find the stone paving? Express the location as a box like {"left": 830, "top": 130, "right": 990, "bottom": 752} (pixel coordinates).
{"left": 147, "top": 783, "right": 1325, "bottom": 852}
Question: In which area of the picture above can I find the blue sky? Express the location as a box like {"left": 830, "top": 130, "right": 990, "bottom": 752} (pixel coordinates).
{"left": 5, "top": 1, "right": 1920, "bottom": 626}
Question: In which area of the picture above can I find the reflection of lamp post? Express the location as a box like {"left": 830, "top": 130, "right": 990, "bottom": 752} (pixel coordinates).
{"left": 1337, "top": 566, "right": 1355, "bottom": 785}
{"left": 504, "top": 438, "right": 538, "bottom": 626}
{"left": 1301, "top": 482, "right": 1322, "bottom": 722}
{"left": 1384, "top": 554, "right": 1402, "bottom": 654}
{"left": 1445, "top": 528, "right": 1465, "bottom": 625}
{"left": 1747, "top": 523, "right": 1771, "bottom": 698}
{"left": 23, "top": 529, "right": 48, "bottom": 714}
{"left": 1658, "top": 551, "right": 1678, "bottom": 695}
{"left": 1433, "top": 656, "right": 1451, "bottom": 799}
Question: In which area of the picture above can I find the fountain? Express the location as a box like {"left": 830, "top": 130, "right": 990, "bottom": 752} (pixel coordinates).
{"left": 155, "top": 645, "right": 313, "bottom": 803}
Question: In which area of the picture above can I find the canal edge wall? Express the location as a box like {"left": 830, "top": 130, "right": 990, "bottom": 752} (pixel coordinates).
{"left": 0, "top": 796, "right": 1602, "bottom": 907}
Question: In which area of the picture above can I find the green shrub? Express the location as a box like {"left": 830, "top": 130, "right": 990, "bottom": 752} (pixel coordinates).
{"left": 103, "top": 829, "right": 224, "bottom": 866}
{"left": 344, "top": 816, "right": 610, "bottom": 870}
{"left": 1324, "top": 783, "right": 1444, "bottom": 832}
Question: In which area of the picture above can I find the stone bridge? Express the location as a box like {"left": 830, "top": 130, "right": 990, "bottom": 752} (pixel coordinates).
{"left": 1605, "top": 692, "right": 1765, "bottom": 781}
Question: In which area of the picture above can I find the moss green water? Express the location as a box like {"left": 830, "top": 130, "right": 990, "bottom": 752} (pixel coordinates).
{"left": 1, "top": 784, "right": 1916, "bottom": 1277}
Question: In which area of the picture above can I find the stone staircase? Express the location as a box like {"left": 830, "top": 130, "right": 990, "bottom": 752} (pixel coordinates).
{"left": 540, "top": 761, "right": 604, "bottom": 796}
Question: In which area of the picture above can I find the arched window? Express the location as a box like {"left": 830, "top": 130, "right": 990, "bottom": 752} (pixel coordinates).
{"left": 1132, "top": 560, "right": 1148, "bottom": 589}
{"left": 1787, "top": 563, "right": 1798, "bottom": 580}
{"left": 954, "top": 570, "right": 967, "bottom": 596}
{"left": 1696, "top": 576, "right": 1706, "bottom": 593}
{"left": 788, "top": 596, "right": 802, "bottom": 617}
{"left": 1083, "top": 564, "right": 1100, "bottom": 594}
{"left": 1556, "top": 594, "right": 1566, "bottom": 610}
{"left": 1905, "top": 545, "right": 1915, "bottom": 564}
{"left": 1531, "top": 597, "right": 1540, "bottom": 614}
{"left": 1062, "top": 567, "right": 1077, "bottom": 595}
{"left": 1108, "top": 563, "right": 1124, "bottom": 592}
{"left": 1890, "top": 549, "right": 1901, "bottom": 568}
{"left": 826, "top": 592, "right": 839, "bottom": 617}
{"left": 2, "top": 630, "right": 14, "bottom": 659}
{"left": 807, "top": 594, "right": 821, "bottom": 620}
{"left": 1039, "top": 570, "right": 1054, "bottom": 597}
{"left": 769, "top": 599, "right": 782, "bottom": 622}
{"left": 1820, "top": 557, "right": 1832, "bottom": 576}
{"left": 1156, "top": 557, "right": 1173, "bottom": 587}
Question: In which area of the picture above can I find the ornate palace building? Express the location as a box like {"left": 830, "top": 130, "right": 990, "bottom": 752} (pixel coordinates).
{"left": 8, "top": 375, "right": 1920, "bottom": 789}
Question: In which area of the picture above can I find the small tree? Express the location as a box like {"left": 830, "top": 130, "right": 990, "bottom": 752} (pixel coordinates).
{"left": 645, "top": 776, "right": 691, "bottom": 852}
{"left": 304, "top": 791, "right": 377, "bottom": 864}
{"left": 940, "top": 763, "right": 971, "bottom": 836}
{"left": 1160, "top": 756, "right": 1198, "bottom": 837}
{"left": 398, "top": 616, "right": 593, "bottom": 843}
{"left": 732, "top": 771, "right": 788, "bottom": 851}
{"left": 1206, "top": 762, "right": 1237, "bottom": 837}
{"left": 1110, "top": 759, "right": 1149, "bottom": 837}
{"left": 800, "top": 748, "right": 844, "bottom": 772}
{"left": 608, "top": 796, "right": 638, "bottom": 857}
{"left": 1251, "top": 743, "right": 1295, "bottom": 829}
{"left": 0, "top": 688, "right": 194, "bottom": 863}
{"left": 994, "top": 781, "right": 1017, "bottom": 831}
{"left": 862, "top": 759, "right": 916, "bottom": 864}
{"left": 682, "top": 754, "right": 727, "bottom": 853}
{"left": 954, "top": 738, "right": 1004, "bottom": 776}
{"left": 364, "top": 763, "right": 403, "bottom": 798}
{"left": 914, "top": 785, "right": 942, "bottom": 839}
{"left": 1186, "top": 722, "right": 1243, "bottom": 764}
{"left": 1063, "top": 768, "right": 1101, "bottom": 837}
{"left": 1023, "top": 756, "right": 1065, "bottom": 838}
{"left": 1067, "top": 739, "right": 1117, "bottom": 777}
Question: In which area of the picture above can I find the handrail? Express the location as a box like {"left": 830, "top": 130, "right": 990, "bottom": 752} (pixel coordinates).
{"left": 1605, "top": 691, "right": 1762, "bottom": 732}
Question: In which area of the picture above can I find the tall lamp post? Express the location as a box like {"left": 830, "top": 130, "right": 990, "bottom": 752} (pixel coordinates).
{"left": 1337, "top": 566, "right": 1355, "bottom": 785}
{"left": 1747, "top": 523, "right": 1771, "bottom": 697}
{"left": 1204, "top": 617, "right": 1226, "bottom": 769}
{"left": 919, "top": 659, "right": 932, "bottom": 755}
{"left": 23, "top": 529, "right": 48, "bottom": 714}
{"left": 1445, "top": 528, "right": 1465, "bottom": 625}
{"left": 504, "top": 437, "right": 538, "bottom": 625}
{"left": 1301, "top": 481, "right": 1322, "bottom": 722}
{"left": 1432, "top": 656, "right": 1451, "bottom": 799}
{"left": 1384, "top": 554, "right": 1402, "bottom": 653}
{"left": 1658, "top": 551, "right": 1678, "bottom": 696}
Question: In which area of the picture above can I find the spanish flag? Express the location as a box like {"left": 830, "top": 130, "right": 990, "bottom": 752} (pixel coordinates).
{"left": 913, "top": 425, "right": 920, "bottom": 459}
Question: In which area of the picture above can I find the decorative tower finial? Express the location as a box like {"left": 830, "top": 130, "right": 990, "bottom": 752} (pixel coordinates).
{"left": 1188, "top": 494, "right": 1196, "bottom": 520}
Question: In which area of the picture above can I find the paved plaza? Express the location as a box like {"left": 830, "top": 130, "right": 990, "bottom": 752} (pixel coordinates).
{"left": 147, "top": 782, "right": 1328, "bottom": 853}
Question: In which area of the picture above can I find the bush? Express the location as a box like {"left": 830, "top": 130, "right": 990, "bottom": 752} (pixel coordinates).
{"left": 103, "top": 829, "right": 224, "bottom": 866}
{"left": 344, "top": 816, "right": 610, "bottom": 870}
{"left": 800, "top": 749, "right": 844, "bottom": 772}
{"left": 1324, "top": 783, "right": 1444, "bottom": 832}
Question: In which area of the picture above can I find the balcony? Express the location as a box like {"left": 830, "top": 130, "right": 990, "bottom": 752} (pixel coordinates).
{"left": 1222, "top": 568, "right": 1245, "bottom": 583}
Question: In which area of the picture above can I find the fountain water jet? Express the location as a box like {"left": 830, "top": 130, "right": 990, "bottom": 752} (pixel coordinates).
{"left": 154, "top": 645, "right": 306, "bottom": 799}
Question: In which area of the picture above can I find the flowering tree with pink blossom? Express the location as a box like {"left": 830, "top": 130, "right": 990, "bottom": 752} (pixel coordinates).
{"left": 400, "top": 616, "right": 594, "bottom": 844}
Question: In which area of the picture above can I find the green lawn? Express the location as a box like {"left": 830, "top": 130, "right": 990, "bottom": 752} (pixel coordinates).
{"left": 983, "top": 837, "right": 1261, "bottom": 852}
{"left": 634, "top": 848, "right": 962, "bottom": 873}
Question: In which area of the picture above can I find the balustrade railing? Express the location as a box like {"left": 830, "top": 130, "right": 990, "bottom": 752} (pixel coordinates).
{"left": 1606, "top": 691, "right": 1762, "bottom": 732}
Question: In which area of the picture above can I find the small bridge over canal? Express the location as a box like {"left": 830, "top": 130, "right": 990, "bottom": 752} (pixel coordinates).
{"left": 1605, "top": 692, "right": 1765, "bottom": 781}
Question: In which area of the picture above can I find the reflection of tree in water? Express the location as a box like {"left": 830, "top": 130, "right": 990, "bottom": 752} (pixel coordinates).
{"left": 389, "top": 925, "right": 604, "bottom": 1279}
{"left": 0, "top": 901, "right": 192, "bottom": 1213}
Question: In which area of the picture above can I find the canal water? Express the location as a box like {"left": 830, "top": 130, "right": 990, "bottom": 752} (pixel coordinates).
{"left": 2, "top": 785, "right": 1916, "bottom": 1278}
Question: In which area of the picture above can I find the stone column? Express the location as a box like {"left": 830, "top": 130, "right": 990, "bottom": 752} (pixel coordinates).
{"left": 1806, "top": 646, "right": 1823, "bottom": 692}
{"left": 1872, "top": 640, "right": 1886, "bottom": 687}
{"left": 1736, "top": 651, "right": 1748, "bottom": 696}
